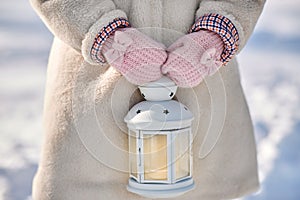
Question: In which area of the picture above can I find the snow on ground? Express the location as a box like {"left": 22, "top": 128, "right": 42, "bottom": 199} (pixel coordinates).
{"left": 0, "top": 0, "right": 300, "bottom": 199}
{"left": 237, "top": 0, "right": 300, "bottom": 199}
{"left": 0, "top": 0, "right": 52, "bottom": 199}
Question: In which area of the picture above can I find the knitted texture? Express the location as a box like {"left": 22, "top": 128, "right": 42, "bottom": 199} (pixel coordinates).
{"left": 91, "top": 18, "right": 130, "bottom": 64}
{"left": 101, "top": 28, "right": 167, "bottom": 85}
{"left": 190, "top": 13, "right": 239, "bottom": 65}
{"left": 162, "top": 30, "right": 224, "bottom": 88}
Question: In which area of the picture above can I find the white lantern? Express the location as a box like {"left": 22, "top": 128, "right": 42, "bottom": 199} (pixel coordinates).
{"left": 125, "top": 77, "right": 195, "bottom": 198}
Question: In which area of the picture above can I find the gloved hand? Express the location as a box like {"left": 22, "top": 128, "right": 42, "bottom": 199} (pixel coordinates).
{"left": 101, "top": 28, "right": 167, "bottom": 85}
{"left": 162, "top": 30, "right": 224, "bottom": 88}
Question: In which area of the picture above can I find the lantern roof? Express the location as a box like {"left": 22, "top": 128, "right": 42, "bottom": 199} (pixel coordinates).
{"left": 125, "top": 77, "right": 194, "bottom": 130}
{"left": 124, "top": 100, "right": 194, "bottom": 130}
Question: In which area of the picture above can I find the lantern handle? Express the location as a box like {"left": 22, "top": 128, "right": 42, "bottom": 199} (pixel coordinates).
{"left": 138, "top": 76, "right": 178, "bottom": 101}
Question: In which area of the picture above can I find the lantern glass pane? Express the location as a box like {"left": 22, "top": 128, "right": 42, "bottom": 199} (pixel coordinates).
{"left": 175, "top": 130, "right": 190, "bottom": 180}
{"left": 129, "top": 130, "right": 138, "bottom": 179}
{"left": 143, "top": 134, "right": 168, "bottom": 181}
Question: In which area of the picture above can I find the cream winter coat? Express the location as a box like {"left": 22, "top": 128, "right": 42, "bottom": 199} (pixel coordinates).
{"left": 30, "top": 0, "right": 265, "bottom": 199}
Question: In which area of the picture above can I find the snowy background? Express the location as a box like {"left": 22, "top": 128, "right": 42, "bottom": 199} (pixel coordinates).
{"left": 0, "top": 0, "right": 300, "bottom": 199}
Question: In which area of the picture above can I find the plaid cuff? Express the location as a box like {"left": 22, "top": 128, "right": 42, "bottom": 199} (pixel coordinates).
{"left": 189, "top": 13, "right": 239, "bottom": 65}
{"left": 90, "top": 18, "right": 130, "bottom": 64}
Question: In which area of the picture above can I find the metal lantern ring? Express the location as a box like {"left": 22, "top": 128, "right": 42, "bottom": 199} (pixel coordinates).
{"left": 124, "top": 77, "right": 195, "bottom": 198}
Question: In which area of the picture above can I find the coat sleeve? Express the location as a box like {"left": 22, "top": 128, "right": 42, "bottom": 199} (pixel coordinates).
{"left": 195, "top": 0, "right": 266, "bottom": 53}
{"left": 30, "top": 0, "right": 127, "bottom": 64}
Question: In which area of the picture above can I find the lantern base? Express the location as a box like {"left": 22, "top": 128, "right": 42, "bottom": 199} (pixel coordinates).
{"left": 127, "top": 178, "right": 195, "bottom": 199}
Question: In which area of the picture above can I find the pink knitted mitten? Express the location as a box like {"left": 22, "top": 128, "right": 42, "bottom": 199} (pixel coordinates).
{"left": 101, "top": 28, "right": 167, "bottom": 85}
{"left": 162, "top": 30, "right": 224, "bottom": 88}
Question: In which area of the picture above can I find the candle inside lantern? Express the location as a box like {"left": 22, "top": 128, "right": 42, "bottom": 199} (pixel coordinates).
{"left": 144, "top": 134, "right": 168, "bottom": 180}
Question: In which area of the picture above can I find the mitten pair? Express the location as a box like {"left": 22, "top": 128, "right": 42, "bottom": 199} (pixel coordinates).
{"left": 101, "top": 28, "right": 224, "bottom": 88}
{"left": 91, "top": 14, "right": 239, "bottom": 87}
